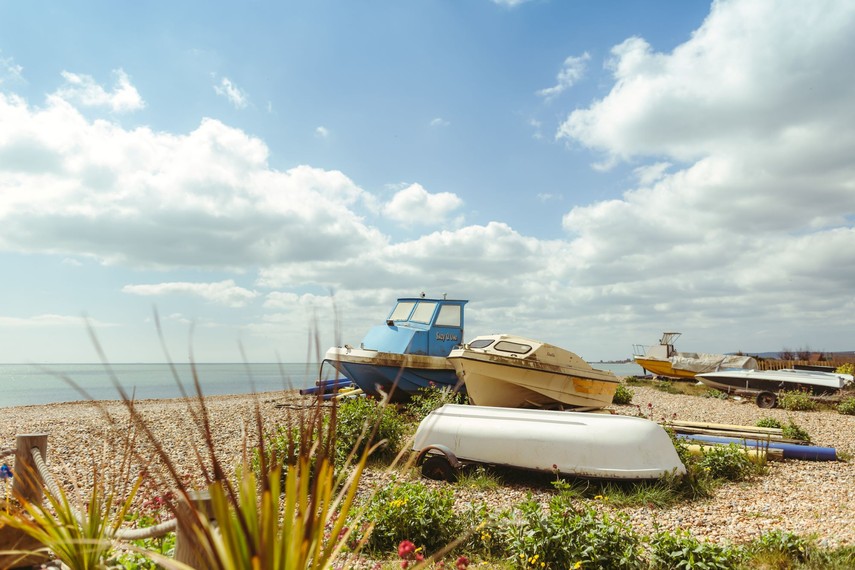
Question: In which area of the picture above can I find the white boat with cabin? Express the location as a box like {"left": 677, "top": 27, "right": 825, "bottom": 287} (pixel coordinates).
{"left": 448, "top": 333, "right": 619, "bottom": 409}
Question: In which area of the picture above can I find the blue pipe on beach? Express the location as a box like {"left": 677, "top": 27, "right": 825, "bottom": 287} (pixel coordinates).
{"left": 676, "top": 434, "right": 837, "bottom": 461}
{"left": 298, "top": 378, "right": 353, "bottom": 396}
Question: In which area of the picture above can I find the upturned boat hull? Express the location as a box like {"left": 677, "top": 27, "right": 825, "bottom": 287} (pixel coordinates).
{"left": 413, "top": 404, "right": 685, "bottom": 480}
{"left": 696, "top": 368, "right": 853, "bottom": 397}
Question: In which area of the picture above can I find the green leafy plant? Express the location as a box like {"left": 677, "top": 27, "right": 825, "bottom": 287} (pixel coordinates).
{"left": 335, "top": 396, "right": 405, "bottom": 465}
{"left": 455, "top": 466, "right": 501, "bottom": 491}
{"left": 778, "top": 389, "right": 818, "bottom": 411}
{"left": 695, "top": 443, "right": 759, "bottom": 482}
{"left": 404, "top": 383, "right": 467, "bottom": 421}
{"left": 648, "top": 528, "right": 742, "bottom": 569}
{"left": 755, "top": 417, "right": 782, "bottom": 429}
{"left": 701, "top": 389, "right": 728, "bottom": 400}
{"left": 837, "top": 396, "right": 855, "bottom": 416}
{"left": 748, "top": 529, "right": 813, "bottom": 564}
{"left": 836, "top": 363, "right": 855, "bottom": 375}
{"left": 0, "top": 457, "right": 142, "bottom": 570}
{"left": 356, "top": 478, "right": 461, "bottom": 554}
{"left": 500, "top": 498, "right": 643, "bottom": 569}
{"left": 781, "top": 419, "right": 811, "bottom": 442}
{"left": 612, "top": 383, "right": 635, "bottom": 405}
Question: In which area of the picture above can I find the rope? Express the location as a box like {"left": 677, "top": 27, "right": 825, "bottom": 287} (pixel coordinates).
{"left": 0, "top": 445, "right": 15, "bottom": 459}
{"left": 115, "top": 518, "right": 177, "bottom": 540}
{"left": 29, "top": 446, "right": 178, "bottom": 540}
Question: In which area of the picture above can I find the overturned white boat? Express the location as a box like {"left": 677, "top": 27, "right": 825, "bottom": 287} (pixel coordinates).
{"left": 696, "top": 367, "right": 854, "bottom": 408}
{"left": 413, "top": 404, "right": 686, "bottom": 481}
{"left": 448, "top": 334, "right": 619, "bottom": 410}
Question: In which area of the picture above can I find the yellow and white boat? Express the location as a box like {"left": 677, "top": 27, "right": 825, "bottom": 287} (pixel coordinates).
{"left": 448, "top": 334, "right": 619, "bottom": 409}
{"left": 632, "top": 332, "right": 757, "bottom": 380}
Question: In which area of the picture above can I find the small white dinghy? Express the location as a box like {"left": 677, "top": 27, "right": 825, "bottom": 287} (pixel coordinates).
{"left": 413, "top": 404, "right": 685, "bottom": 481}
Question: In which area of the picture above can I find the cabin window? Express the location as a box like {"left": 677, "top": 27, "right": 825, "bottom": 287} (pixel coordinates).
{"left": 468, "top": 339, "right": 494, "bottom": 349}
{"left": 410, "top": 301, "right": 437, "bottom": 324}
{"left": 494, "top": 341, "right": 532, "bottom": 355}
{"left": 435, "top": 304, "right": 461, "bottom": 327}
{"left": 389, "top": 301, "right": 416, "bottom": 322}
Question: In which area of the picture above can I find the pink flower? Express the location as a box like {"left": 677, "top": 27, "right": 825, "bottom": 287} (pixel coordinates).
{"left": 398, "top": 540, "right": 416, "bottom": 559}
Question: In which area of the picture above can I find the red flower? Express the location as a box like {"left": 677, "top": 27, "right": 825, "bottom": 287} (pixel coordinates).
{"left": 398, "top": 540, "right": 416, "bottom": 559}
{"left": 456, "top": 555, "right": 470, "bottom": 570}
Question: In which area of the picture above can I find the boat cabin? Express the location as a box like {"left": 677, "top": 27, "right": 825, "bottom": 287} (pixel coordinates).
{"left": 360, "top": 296, "right": 467, "bottom": 357}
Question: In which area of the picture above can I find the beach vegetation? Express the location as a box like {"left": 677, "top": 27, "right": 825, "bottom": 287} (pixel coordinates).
{"left": 403, "top": 383, "right": 467, "bottom": 421}
{"left": 778, "top": 389, "right": 818, "bottom": 411}
{"left": 355, "top": 478, "right": 461, "bottom": 555}
{"left": 0, "top": 448, "right": 142, "bottom": 570}
{"left": 836, "top": 363, "right": 855, "bottom": 375}
{"left": 335, "top": 395, "right": 405, "bottom": 465}
{"left": 695, "top": 443, "right": 761, "bottom": 481}
{"left": 500, "top": 498, "right": 644, "bottom": 569}
{"left": 755, "top": 417, "right": 782, "bottom": 429}
{"left": 612, "top": 383, "right": 634, "bottom": 405}
{"left": 455, "top": 465, "right": 502, "bottom": 491}
{"left": 837, "top": 396, "right": 855, "bottom": 416}
{"left": 781, "top": 419, "right": 811, "bottom": 442}
{"left": 648, "top": 528, "right": 742, "bottom": 569}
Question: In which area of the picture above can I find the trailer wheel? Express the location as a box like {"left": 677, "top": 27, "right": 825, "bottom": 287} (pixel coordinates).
{"left": 421, "top": 455, "right": 458, "bottom": 482}
{"left": 756, "top": 391, "right": 777, "bottom": 409}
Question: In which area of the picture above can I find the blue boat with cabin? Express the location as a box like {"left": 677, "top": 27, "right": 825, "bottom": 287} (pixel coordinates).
{"left": 321, "top": 295, "right": 467, "bottom": 402}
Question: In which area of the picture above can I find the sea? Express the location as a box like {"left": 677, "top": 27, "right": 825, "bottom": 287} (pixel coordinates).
{"left": 0, "top": 361, "right": 645, "bottom": 409}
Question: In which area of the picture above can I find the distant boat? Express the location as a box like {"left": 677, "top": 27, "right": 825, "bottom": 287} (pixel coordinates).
{"left": 448, "top": 334, "right": 619, "bottom": 410}
{"left": 413, "top": 404, "right": 686, "bottom": 481}
{"left": 632, "top": 332, "right": 758, "bottom": 379}
{"left": 696, "top": 367, "right": 854, "bottom": 408}
{"left": 321, "top": 295, "right": 467, "bottom": 402}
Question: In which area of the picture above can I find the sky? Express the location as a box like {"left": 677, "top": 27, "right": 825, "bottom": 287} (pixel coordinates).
{"left": 0, "top": 0, "right": 853, "bottom": 364}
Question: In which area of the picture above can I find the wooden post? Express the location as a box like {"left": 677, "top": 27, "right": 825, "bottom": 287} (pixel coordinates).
{"left": 12, "top": 434, "right": 47, "bottom": 504}
{"left": 174, "top": 489, "right": 215, "bottom": 568}
{"left": 1, "top": 434, "right": 49, "bottom": 569}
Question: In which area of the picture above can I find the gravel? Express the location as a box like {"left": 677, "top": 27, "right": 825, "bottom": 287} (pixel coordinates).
{"left": 2, "top": 385, "right": 854, "bottom": 549}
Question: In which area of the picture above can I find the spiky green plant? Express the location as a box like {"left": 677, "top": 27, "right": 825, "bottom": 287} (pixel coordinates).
{"left": 0, "top": 453, "right": 142, "bottom": 570}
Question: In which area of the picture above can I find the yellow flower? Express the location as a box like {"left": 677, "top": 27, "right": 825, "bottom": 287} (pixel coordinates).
{"left": 572, "top": 562, "right": 582, "bottom": 569}
{"left": 594, "top": 495, "right": 603, "bottom": 500}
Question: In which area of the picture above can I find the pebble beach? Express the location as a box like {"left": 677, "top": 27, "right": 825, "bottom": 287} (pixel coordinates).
{"left": 2, "top": 384, "right": 854, "bottom": 550}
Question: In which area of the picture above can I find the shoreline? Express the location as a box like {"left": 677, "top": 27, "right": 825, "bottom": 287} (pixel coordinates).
{"left": 2, "top": 386, "right": 854, "bottom": 547}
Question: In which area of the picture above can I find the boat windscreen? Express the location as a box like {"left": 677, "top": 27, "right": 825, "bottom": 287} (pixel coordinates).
{"left": 410, "top": 301, "right": 437, "bottom": 324}
{"left": 469, "top": 339, "right": 494, "bottom": 349}
{"left": 388, "top": 301, "right": 416, "bottom": 322}
{"left": 435, "top": 304, "right": 461, "bottom": 327}
{"left": 494, "top": 341, "right": 532, "bottom": 355}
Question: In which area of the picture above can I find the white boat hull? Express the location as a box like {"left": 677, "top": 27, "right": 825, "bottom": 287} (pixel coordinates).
{"left": 696, "top": 368, "right": 853, "bottom": 396}
{"left": 413, "top": 404, "right": 685, "bottom": 480}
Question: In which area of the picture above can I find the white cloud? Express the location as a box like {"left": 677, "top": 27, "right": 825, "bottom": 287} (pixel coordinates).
{"left": 0, "top": 55, "right": 24, "bottom": 85}
{"left": 214, "top": 77, "right": 248, "bottom": 109}
{"left": 315, "top": 125, "right": 330, "bottom": 138}
{"left": 491, "top": 0, "right": 533, "bottom": 7}
{"left": 381, "top": 183, "right": 463, "bottom": 226}
{"left": 0, "top": 314, "right": 89, "bottom": 328}
{"left": 122, "top": 280, "right": 259, "bottom": 308}
{"left": 537, "top": 53, "right": 590, "bottom": 100}
{"left": 633, "top": 162, "right": 671, "bottom": 186}
{"left": 0, "top": 92, "right": 385, "bottom": 269}
{"left": 53, "top": 69, "right": 144, "bottom": 113}
{"left": 430, "top": 117, "right": 449, "bottom": 127}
